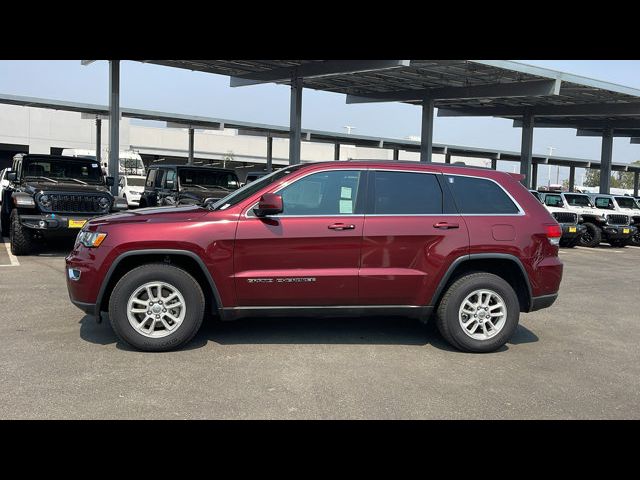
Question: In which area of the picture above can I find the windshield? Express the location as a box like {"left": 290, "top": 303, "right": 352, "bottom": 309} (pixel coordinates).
{"left": 22, "top": 158, "right": 104, "bottom": 184}
{"left": 594, "top": 197, "right": 615, "bottom": 209}
{"left": 544, "top": 194, "right": 564, "bottom": 207}
{"left": 126, "top": 177, "right": 146, "bottom": 187}
{"left": 179, "top": 168, "right": 240, "bottom": 190}
{"left": 212, "top": 165, "right": 305, "bottom": 210}
{"left": 564, "top": 194, "right": 593, "bottom": 207}
{"left": 615, "top": 197, "right": 640, "bottom": 209}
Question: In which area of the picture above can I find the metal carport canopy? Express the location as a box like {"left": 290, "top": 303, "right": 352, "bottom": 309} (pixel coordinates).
{"left": 141, "top": 60, "right": 640, "bottom": 194}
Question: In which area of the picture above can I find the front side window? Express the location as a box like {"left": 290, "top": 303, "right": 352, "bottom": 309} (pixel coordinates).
{"left": 372, "top": 171, "right": 442, "bottom": 214}
{"left": 164, "top": 170, "right": 177, "bottom": 189}
{"left": 278, "top": 170, "right": 362, "bottom": 216}
{"left": 445, "top": 175, "right": 519, "bottom": 214}
{"left": 146, "top": 169, "right": 157, "bottom": 188}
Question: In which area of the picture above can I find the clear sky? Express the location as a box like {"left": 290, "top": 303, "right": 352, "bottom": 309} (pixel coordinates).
{"left": 1, "top": 60, "right": 639, "bottom": 184}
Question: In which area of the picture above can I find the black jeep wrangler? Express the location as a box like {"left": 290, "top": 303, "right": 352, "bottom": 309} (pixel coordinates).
{"left": 0, "top": 154, "right": 127, "bottom": 255}
{"left": 138, "top": 164, "right": 240, "bottom": 208}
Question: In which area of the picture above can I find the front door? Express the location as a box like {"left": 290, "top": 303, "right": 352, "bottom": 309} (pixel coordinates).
{"left": 234, "top": 169, "right": 366, "bottom": 306}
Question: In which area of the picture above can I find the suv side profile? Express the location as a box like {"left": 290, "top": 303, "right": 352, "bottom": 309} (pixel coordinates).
{"left": 593, "top": 194, "right": 640, "bottom": 247}
{"left": 1, "top": 154, "right": 127, "bottom": 255}
{"left": 66, "top": 161, "right": 563, "bottom": 353}
{"left": 139, "top": 165, "right": 241, "bottom": 208}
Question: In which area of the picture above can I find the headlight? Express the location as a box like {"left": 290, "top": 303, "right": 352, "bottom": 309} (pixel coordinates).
{"left": 76, "top": 231, "right": 107, "bottom": 248}
{"left": 39, "top": 194, "right": 51, "bottom": 208}
{"left": 98, "top": 197, "right": 110, "bottom": 211}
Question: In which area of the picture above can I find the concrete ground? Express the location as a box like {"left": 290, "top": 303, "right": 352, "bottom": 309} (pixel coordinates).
{"left": 0, "top": 236, "right": 639, "bottom": 419}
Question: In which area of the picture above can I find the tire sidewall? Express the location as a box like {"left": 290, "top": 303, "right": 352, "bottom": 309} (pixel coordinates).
{"left": 443, "top": 274, "right": 520, "bottom": 353}
{"left": 579, "top": 222, "right": 601, "bottom": 247}
{"left": 108, "top": 264, "right": 205, "bottom": 352}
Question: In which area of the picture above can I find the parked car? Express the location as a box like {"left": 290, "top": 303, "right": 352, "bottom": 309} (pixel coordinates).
{"left": 588, "top": 193, "right": 640, "bottom": 247}
{"left": 529, "top": 190, "right": 585, "bottom": 248}
{"left": 560, "top": 192, "right": 636, "bottom": 247}
{"left": 138, "top": 165, "right": 241, "bottom": 208}
{"left": 66, "top": 160, "right": 564, "bottom": 353}
{"left": 118, "top": 175, "right": 146, "bottom": 208}
{"left": 0, "top": 167, "right": 11, "bottom": 208}
{"left": 0, "top": 154, "right": 127, "bottom": 255}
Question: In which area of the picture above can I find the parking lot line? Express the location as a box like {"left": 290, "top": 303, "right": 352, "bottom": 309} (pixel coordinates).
{"left": 0, "top": 237, "right": 20, "bottom": 267}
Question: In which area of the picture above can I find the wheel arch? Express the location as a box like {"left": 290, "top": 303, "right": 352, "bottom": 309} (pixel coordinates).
{"left": 96, "top": 249, "right": 223, "bottom": 318}
{"left": 430, "top": 254, "right": 533, "bottom": 313}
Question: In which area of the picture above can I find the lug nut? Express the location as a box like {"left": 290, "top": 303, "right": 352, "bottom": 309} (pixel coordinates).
{"left": 147, "top": 310, "right": 151, "bottom": 315}
{"left": 155, "top": 315, "right": 160, "bottom": 319}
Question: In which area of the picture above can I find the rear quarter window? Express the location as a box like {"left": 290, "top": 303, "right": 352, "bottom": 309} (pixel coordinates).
{"left": 445, "top": 175, "right": 520, "bottom": 214}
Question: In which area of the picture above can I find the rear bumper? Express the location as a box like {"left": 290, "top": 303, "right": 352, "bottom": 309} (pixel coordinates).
{"left": 529, "top": 293, "right": 558, "bottom": 312}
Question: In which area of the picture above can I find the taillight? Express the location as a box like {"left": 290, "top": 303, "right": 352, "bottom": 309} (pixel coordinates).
{"left": 545, "top": 223, "right": 562, "bottom": 246}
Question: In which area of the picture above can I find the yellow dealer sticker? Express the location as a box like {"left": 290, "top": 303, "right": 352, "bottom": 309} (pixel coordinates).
{"left": 623, "top": 228, "right": 630, "bottom": 234}
{"left": 68, "top": 219, "right": 87, "bottom": 229}
{"left": 569, "top": 226, "right": 577, "bottom": 233}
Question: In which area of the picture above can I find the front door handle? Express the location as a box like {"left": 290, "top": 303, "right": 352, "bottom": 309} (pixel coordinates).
{"left": 328, "top": 223, "right": 356, "bottom": 231}
{"left": 433, "top": 222, "right": 460, "bottom": 229}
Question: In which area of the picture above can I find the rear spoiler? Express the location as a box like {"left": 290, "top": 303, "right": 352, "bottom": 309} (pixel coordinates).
{"left": 506, "top": 172, "right": 525, "bottom": 182}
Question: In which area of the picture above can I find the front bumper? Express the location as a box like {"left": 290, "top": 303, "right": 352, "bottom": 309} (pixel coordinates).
{"left": 19, "top": 213, "right": 101, "bottom": 232}
{"left": 602, "top": 225, "right": 637, "bottom": 240}
{"left": 560, "top": 223, "right": 586, "bottom": 239}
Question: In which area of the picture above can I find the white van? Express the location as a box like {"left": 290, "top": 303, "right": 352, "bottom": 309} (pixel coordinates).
{"left": 61, "top": 149, "right": 145, "bottom": 176}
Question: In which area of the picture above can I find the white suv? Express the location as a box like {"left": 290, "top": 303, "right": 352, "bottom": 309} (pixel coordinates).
{"left": 590, "top": 194, "right": 640, "bottom": 246}
{"left": 118, "top": 175, "right": 146, "bottom": 207}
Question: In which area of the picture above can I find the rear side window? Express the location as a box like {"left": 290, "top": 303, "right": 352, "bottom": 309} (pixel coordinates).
{"left": 594, "top": 197, "right": 614, "bottom": 209}
{"left": 445, "top": 175, "right": 519, "bottom": 214}
{"left": 544, "top": 194, "right": 564, "bottom": 207}
{"left": 372, "top": 171, "right": 442, "bottom": 214}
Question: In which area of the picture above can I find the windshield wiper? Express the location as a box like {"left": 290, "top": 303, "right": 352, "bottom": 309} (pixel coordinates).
{"left": 25, "top": 175, "right": 58, "bottom": 184}
{"left": 61, "top": 177, "right": 89, "bottom": 185}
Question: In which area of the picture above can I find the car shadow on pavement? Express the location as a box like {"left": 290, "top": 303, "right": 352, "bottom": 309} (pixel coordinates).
{"left": 32, "top": 237, "right": 75, "bottom": 257}
{"left": 79, "top": 313, "right": 539, "bottom": 353}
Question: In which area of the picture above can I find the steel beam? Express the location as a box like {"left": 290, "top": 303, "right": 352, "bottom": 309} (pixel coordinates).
{"left": 520, "top": 111, "right": 534, "bottom": 188}
{"left": 569, "top": 166, "right": 576, "bottom": 192}
{"left": 108, "top": 61, "right": 120, "bottom": 196}
{"left": 266, "top": 135, "right": 273, "bottom": 172}
{"left": 438, "top": 102, "right": 640, "bottom": 118}
{"left": 491, "top": 157, "right": 498, "bottom": 170}
{"left": 634, "top": 172, "right": 639, "bottom": 197}
{"left": 393, "top": 149, "right": 399, "bottom": 160}
{"left": 289, "top": 77, "right": 303, "bottom": 165}
{"left": 600, "top": 127, "right": 614, "bottom": 194}
{"left": 515, "top": 118, "right": 640, "bottom": 130}
{"left": 631, "top": 138, "right": 640, "bottom": 144}
{"left": 188, "top": 128, "right": 194, "bottom": 165}
{"left": 230, "top": 60, "right": 410, "bottom": 87}
{"left": 445, "top": 152, "right": 451, "bottom": 164}
{"left": 346, "top": 79, "right": 561, "bottom": 104}
{"left": 531, "top": 163, "right": 538, "bottom": 189}
{"left": 420, "top": 98, "right": 434, "bottom": 163}
{"left": 334, "top": 142, "right": 340, "bottom": 161}
{"left": 96, "top": 118, "right": 102, "bottom": 167}
{"left": 577, "top": 129, "right": 640, "bottom": 137}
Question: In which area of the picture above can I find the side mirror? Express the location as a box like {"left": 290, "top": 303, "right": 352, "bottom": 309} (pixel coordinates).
{"left": 106, "top": 176, "right": 115, "bottom": 187}
{"left": 7, "top": 172, "right": 17, "bottom": 181}
{"left": 254, "top": 193, "right": 283, "bottom": 217}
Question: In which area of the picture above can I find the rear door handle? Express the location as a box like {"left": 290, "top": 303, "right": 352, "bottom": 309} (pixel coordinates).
{"left": 433, "top": 222, "right": 460, "bottom": 229}
{"left": 328, "top": 223, "right": 356, "bottom": 230}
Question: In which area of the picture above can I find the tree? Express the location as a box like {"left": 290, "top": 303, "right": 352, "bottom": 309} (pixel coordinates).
{"left": 583, "top": 160, "right": 640, "bottom": 189}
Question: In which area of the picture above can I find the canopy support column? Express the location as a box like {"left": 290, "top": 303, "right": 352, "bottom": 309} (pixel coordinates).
{"left": 634, "top": 172, "right": 639, "bottom": 197}
{"left": 334, "top": 142, "right": 340, "bottom": 161}
{"left": 520, "top": 110, "right": 534, "bottom": 188}
{"left": 96, "top": 118, "right": 102, "bottom": 167}
{"left": 188, "top": 127, "right": 194, "bottom": 165}
{"left": 108, "top": 60, "right": 120, "bottom": 196}
{"left": 289, "top": 77, "right": 303, "bottom": 165}
{"left": 569, "top": 166, "right": 576, "bottom": 192}
{"left": 266, "top": 135, "right": 273, "bottom": 172}
{"left": 600, "top": 127, "right": 613, "bottom": 194}
{"left": 531, "top": 163, "right": 538, "bottom": 189}
{"left": 420, "top": 98, "right": 434, "bottom": 163}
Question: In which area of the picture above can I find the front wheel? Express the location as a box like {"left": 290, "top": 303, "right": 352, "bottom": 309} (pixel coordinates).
{"left": 10, "top": 209, "right": 35, "bottom": 255}
{"left": 578, "top": 222, "right": 602, "bottom": 248}
{"left": 630, "top": 230, "right": 640, "bottom": 247}
{"left": 436, "top": 273, "right": 520, "bottom": 353}
{"left": 108, "top": 263, "right": 205, "bottom": 351}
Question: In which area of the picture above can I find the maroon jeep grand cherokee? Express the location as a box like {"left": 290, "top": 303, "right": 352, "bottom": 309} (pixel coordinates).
{"left": 66, "top": 161, "right": 563, "bottom": 353}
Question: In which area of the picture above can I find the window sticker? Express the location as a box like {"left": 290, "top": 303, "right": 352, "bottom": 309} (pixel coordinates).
{"left": 340, "top": 186, "right": 353, "bottom": 199}
{"left": 339, "top": 199, "right": 353, "bottom": 214}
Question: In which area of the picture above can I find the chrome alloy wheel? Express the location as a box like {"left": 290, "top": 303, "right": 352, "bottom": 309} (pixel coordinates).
{"left": 126, "top": 281, "right": 186, "bottom": 338}
{"left": 458, "top": 289, "right": 507, "bottom": 341}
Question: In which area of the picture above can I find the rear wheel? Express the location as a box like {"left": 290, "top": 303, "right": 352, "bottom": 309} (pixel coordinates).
{"left": 630, "top": 230, "right": 640, "bottom": 247}
{"left": 578, "top": 222, "right": 601, "bottom": 248}
{"left": 9, "top": 209, "right": 35, "bottom": 255}
{"left": 108, "top": 263, "right": 205, "bottom": 352}
{"left": 436, "top": 272, "right": 520, "bottom": 353}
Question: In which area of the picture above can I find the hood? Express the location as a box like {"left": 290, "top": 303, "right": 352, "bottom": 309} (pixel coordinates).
{"left": 24, "top": 181, "right": 110, "bottom": 195}
{"left": 86, "top": 204, "right": 208, "bottom": 228}
{"left": 544, "top": 206, "right": 574, "bottom": 214}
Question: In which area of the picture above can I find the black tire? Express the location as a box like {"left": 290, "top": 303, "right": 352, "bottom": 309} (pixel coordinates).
{"left": 0, "top": 211, "right": 9, "bottom": 237}
{"left": 436, "top": 272, "right": 520, "bottom": 353}
{"left": 609, "top": 239, "right": 628, "bottom": 248}
{"left": 630, "top": 230, "right": 640, "bottom": 247}
{"left": 9, "top": 209, "right": 35, "bottom": 255}
{"left": 108, "top": 263, "right": 205, "bottom": 352}
{"left": 578, "top": 222, "right": 602, "bottom": 248}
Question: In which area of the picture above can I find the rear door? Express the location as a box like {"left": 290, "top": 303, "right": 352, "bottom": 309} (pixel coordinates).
{"left": 359, "top": 169, "right": 469, "bottom": 306}
{"left": 234, "top": 169, "right": 366, "bottom": 306}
